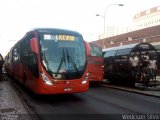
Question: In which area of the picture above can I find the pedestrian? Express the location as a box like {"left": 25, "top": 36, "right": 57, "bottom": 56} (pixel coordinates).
{"left": 148, "top": 56, "right": 157, "bottom": 81}
{"left": 140, "top": 52, "right": 150, "bottom": 81}
{"left": 129, "top": 53, "right": 139, "bottom": 80}
{"left": 141, "top": 52, "right": 149, "bottom": 67}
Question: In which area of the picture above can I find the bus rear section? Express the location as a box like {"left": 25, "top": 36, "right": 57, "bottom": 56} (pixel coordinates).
{"left": 88, "top": 43, "right": 104, "bottom": 82}
{"left": 9, "top": 28, "right": 90, "bottom": 94}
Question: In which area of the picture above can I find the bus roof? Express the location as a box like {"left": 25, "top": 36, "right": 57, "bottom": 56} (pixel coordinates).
{"left": 31, "top": 28, "right": 82, "bottom": 36}
{"left": 103, "top": 42, "right": 156, "bottom": 56}
{"left": 103, "top": 43, "right": 138, "bottom": 52}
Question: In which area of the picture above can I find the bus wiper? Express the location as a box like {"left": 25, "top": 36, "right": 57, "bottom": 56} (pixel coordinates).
{"left": 42, "top": 51, "right": 50, "bottom": 71}
{"left": 54, "top": 57, "right": 64, "bottom": 77}
{"left": 54, "top": 49, "right": 66, "bottom": 77}
{"left": 66, "top": 49, "right": 79, "bottom": 73}
{"left": 41, "top": 50, "right": 60, "bottom": 77}
{"left": 47, "top": 68, "right": 54, "bottom": 77}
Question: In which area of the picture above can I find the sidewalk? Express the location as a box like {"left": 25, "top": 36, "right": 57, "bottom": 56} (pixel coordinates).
{"left": 101, "top": 78, "right": 160, "bottom": 98}
{"left": 0, "top": 74, "right": 31, "bottom": 120}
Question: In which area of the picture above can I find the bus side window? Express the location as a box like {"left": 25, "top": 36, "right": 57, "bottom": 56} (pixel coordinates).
{"left": 21, "top": 33, "right": 35, "bottom": 61}
{"left": 0, "top": 55, "right": 3, "bottom": 62}
{"left": 28, "top": 34, "right": 39, "bottom": 78}
{"left": 19, "top": 33, "right": 39, "bottom": 78}
{"left": 13, "top": 47, "right": 20, "bottom": 63}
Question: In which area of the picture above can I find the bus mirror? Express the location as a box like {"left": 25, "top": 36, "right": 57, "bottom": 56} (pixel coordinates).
{"left": 30, "top": 38, "right": 38, "bottom": 54}
{"left": 85, "top": 41, "right": 90, "bottom": 56}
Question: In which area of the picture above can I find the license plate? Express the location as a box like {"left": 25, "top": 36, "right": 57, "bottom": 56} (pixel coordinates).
{"left": 64, "top": 88, "right": 72, "bottom": 91}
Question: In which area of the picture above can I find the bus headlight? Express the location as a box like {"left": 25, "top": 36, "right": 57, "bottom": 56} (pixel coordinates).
{"left": 41, "top": 72, "right": 53, "bottom": 85}
{"left": 82, "top": 73, "right": 89, "bottom": 84}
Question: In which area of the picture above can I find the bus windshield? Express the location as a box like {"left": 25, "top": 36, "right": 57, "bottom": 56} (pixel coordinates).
{"left": 90, "top": 44, "right": 102, "bottom": 57}
{"left": 39, "top": 33, "right": 86, "bottom": 79}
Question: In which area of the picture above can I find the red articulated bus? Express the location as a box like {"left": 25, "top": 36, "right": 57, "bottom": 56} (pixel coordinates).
{"left": 88, "top": 43, "right": 104, "bottom": 82}
{"left": 7, "top": 28, "right": 90, "bottom": 94}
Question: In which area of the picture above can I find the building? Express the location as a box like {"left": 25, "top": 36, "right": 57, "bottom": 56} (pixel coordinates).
{"left": 91, "top": 25, "right": 160, "bottom": 49}
{"left": 105, "top": 26, "right": 133, "bottom": 38}
{"left": 92, "top": 6, "right": 160, "bottom": 49}
{"left": 134, "top": 6, "right": 160, "bottom": 30}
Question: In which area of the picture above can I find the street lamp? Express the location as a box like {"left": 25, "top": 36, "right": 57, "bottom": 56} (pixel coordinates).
{"left": 96, "top": 4, "right": 124, "bottom": 48}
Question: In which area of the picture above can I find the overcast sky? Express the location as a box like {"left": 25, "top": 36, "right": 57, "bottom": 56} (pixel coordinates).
{"left": 0, "top": 0, "right": 160, "bottom": 56}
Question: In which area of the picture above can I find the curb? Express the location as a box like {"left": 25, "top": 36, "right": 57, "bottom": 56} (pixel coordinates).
{"left": 100, "top": 83, "right": 160, "bottom": 98}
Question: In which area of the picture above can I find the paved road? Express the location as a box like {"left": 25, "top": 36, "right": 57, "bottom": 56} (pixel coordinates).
{"left": 3, "top": 75, "right": 160, "bottom": 120}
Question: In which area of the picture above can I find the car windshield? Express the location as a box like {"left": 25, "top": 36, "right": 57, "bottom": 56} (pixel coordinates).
{"left": 39, "top": 33, "right": 86, "bottom": 79}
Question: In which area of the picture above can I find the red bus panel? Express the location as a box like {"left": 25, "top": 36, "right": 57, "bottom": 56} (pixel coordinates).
{"left": 88, "top": 43, "right": 104, "bottom": 81}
